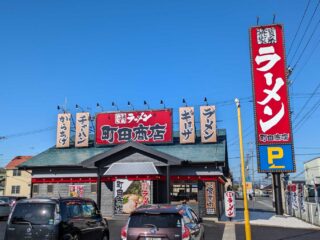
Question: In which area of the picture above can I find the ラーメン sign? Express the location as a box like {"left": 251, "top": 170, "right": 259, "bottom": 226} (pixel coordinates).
{"left": 249, "top": 24, "right": 295, "bottom": 173}
{"left": 95, "top": 109, "right": 173, "bottom": 145}
{"left": 200, "top": 105, "right": 217, "bottom": 143}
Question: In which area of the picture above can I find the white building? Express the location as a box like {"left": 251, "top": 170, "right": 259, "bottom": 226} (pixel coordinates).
{"left": 304, "top": 157, "right": 320, "bottom": 185}
{"left": 304, "top": 157, "right": 320, "bottom": 202}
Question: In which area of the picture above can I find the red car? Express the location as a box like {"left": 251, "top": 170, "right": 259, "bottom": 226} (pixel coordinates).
{"left": 121, "top": 204, "right": 205, "bottom": 240}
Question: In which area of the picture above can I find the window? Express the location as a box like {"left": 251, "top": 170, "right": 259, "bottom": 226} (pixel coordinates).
{"left": 61, "top": 201, "right": 82, "bottom": 219}
{"left": 91, "top": 183, "right": 97, "bottom": 193}
{"left": 171, "top": 181, "right": 198, "bottom": 203}
{"left": 189, "top": 209, "right": 199, "bottom": 223}
{"left": 129, "top": 213, "right": 182, "bottom": 228}
{"left": 11, "top": 185, "right": 20, "bottom": 194}
{"left": 13, "top": 169, "right": 21, "bottom": 176}
{"left": 47, "top": 185, "right": 54, "bottom": 194}
{"left": 82, "top": 201, "right": 98, "bottom": 218}
{"left": 11, "top": 203, "right": 55, "bottom": 225}
{"left": 33, "top": 185, "right": 39, "bottom": 194}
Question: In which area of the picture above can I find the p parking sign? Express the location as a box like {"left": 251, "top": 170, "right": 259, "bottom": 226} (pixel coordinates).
{"left": 258, "top": 144, "right": 295, "bottom": 172}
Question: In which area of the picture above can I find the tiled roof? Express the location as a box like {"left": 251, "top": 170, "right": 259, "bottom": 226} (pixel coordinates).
{"left": 5, "top": 156, "right": 32, "bottom": 169}
{"left": 20, "top": 129, "right": 227, "bottom": 168}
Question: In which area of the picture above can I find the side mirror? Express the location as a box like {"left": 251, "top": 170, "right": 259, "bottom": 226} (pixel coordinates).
{"left": 198, "top": 217, "right": 203, "bottom": 223}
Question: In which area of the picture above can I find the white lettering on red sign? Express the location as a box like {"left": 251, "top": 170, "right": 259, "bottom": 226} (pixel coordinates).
{"left": 250, "top": 25, "right": 292, "bottom": 144}
{"left": 255, "top": 44, "right": 285, "bottom": 133}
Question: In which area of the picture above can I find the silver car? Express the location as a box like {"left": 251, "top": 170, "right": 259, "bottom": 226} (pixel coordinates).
{"left": 0, "top": 196, "right": 27, "bottom": 220}
{"left": 0, "top": 200, "right": 10, "bottom": 220}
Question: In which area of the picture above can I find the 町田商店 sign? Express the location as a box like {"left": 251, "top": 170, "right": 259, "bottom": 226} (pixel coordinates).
{"left": 95, "top": 109, "right": 173, "bottom": 146}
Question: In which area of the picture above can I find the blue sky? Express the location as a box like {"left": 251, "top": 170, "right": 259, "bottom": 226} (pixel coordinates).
{"left": 0, "top": 1, "right": 319, "bottom": 182}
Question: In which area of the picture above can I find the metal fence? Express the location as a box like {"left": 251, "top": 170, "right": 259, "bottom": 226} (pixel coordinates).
{"left": 285, "top": 190, "right": 320, "bottom": 226}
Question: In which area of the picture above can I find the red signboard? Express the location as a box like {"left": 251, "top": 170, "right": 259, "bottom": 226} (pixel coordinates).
{"left": 95, "top": 109, "right": 173, "bottom": 145}
{"left": 250, "top": 24, "right": 292, "bottom": 144}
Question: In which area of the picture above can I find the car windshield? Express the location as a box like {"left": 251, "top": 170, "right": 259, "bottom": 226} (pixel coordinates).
{"left": 11, "top": 202, "right": 55, "bottom": 225}
{"left": 0, "top": 197, "right": 9, "bottom": 203}
{"left": 128, "top": 213, "right": 182, "bottom": 228}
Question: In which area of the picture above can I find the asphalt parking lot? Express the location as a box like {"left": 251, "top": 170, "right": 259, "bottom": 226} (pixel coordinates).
{"left": 0, "top": 219, "right": 224, "bottom": 240}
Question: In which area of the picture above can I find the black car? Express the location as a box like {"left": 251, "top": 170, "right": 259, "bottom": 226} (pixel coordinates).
{"left": 5, "top": 197, "right": 109, "bottom": 240}
{"left": 121, "top": 204, "right": 205, "bottom": 240}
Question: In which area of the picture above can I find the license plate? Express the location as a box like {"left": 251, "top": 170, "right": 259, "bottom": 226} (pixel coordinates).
{"left": 145, "top": 238, "right": 161, "bottom": 240}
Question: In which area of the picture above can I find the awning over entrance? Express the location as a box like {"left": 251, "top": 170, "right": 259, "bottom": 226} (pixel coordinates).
{"left": 103, "top": 162, "right": 159, "bottom": 176}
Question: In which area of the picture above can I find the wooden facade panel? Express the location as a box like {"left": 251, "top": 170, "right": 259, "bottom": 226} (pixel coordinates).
{"left": 200, "top": 105, "right": 217, "bottom": 143}
{"left": 179, "top": 107, "right": 195, "bottom": 144}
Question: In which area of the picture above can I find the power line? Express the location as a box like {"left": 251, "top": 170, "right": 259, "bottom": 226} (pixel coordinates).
{"left": 0, "top": 92, "right": 316, "bottom": 143}
{"left": 291, "top": 11, "right": 320, "bottom": 71}
{"left": 296, "top": 147, "right": 320, "bottom": 149}
{"left": 289, "top": 0, "right": 320, "bottom": 66}
{"left": 287, "top": 0, "right": 312, "bottom": 58}
{"left": 228, "top": 125, "right": 254, "bottom": 146}
{"left": 0, "top": 126, "right": 56, "bottom": 140}
{"left": 294, "top": 96, "right": 320, "bottom": 132}
{"left": 229, "top": 153, "right": 320, "bottom": 159}
{"left": 292, "top": 92, "right": 320, "bottom": 98}
{"left": 291, "top": 36, "right": 320, "bottom": 84}
{"left": 293, "top": 82, "right": 320, "bottom": 123}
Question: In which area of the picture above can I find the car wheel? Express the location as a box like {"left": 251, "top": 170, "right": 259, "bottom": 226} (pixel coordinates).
{"left": 101, "top": 233, "right": 108, "bottom": 240}
{"left": 73, "top": 233, "right": 81, "bottom": 240}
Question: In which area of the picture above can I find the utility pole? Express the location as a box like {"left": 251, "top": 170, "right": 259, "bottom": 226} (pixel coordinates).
{"left": 235, "top": 98, "right": 252, "bottom": 240}
{"left": 248, "top": 142, "right": 255, "bottom": 208}
{"left": 246, "top": 154, "right": 250, "bottom": 181}
{"left": 249, "top": 142, "right": 254, "bottom": 191}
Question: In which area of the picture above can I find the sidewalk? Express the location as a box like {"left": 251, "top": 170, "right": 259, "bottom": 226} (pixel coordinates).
{"left": 220, "top": 209, "right": 320, "bottom": 229}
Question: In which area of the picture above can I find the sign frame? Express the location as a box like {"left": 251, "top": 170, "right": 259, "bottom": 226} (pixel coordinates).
{"left": 75, "top": 112, "right": 90, "bottom": 148}
{"left": 205, "top": 181, "right": 216, "bottom": 215}
{"left": 95, "top": 108, "right": 174, "bottom": 147}
{"left": 56, "top": 113, "right": 71, "bottom": 148}
{"left": 179, "top": 106, "right": 195, "bottom": 144}
{"left": 249, "top": 24, "right": 295, "bottom": 173}
{"left": 200, "top": 105, "right": 217, "bottom": 143}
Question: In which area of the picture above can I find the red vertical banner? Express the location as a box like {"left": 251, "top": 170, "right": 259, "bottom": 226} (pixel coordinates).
{"left": 250, "top": 25, "right": 292, "bottom": 145}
